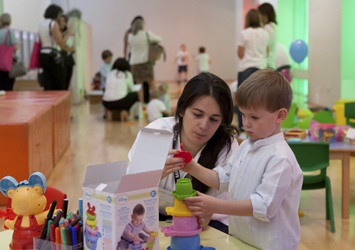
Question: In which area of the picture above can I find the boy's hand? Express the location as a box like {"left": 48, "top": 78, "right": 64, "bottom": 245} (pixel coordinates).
{"left": 184, "top": 192, "right": 216, "bottom": 219}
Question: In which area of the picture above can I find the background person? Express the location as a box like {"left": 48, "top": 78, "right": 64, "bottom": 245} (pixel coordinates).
{"left": 0, "top": 13, "right": 19, "bottom": 91}
{"left": 59, "top": 14, "right": 75, "bottom": 90}
{"left": 236, "top": 9, "right": 268, "bottom": 131}
{"left": 102, "top": 58, "right": 142, "bottom": 119}
{"left": 38, "top": 4, "right": 74, "bottom": 90}
{"left": 258, "top": 2, "right": 278, "bottom": 69}
{"left": 128, "top": 17, "right": 161, "bottom": 104}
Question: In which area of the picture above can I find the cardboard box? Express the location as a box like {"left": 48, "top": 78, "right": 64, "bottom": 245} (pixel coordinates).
{"left": 83, "top": 128, "right": 173, "bottom": 250}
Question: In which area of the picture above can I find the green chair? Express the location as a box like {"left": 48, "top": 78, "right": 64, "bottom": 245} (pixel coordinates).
{"left": 312, "top": 110, "right": 335, "bottom": 124}
{"left": 344, "top": 102, "right": 355, "bottom": 127}
{"left": 288, "top": 142, "right": 335, "bottom": 233}
{"left": 282, "top": 102, "right": 298, "bottom": 129}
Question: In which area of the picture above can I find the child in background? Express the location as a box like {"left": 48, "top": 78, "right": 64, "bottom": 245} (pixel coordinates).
{"left": 146, "top": 90, "right": 170, "bottom": 123}
{"left": 174, "top": 44, "right": 189, "bottom": 86}
{"left": 195, "top": 46, "right": 211, "bottom": 73}
{"left": 117, "top": 204, "right": 155, "bottom": 250}
{"left": 158, "top": 83, "right": 171, "bottom": 113}
{"left": 91, "top": 72, "right": 101, "bottom": 90}
{"left": 100, "top": 49, "right": 113, "bottom": 91}
{"left": 184, "top": 69, "right": 303, "bottom": 250}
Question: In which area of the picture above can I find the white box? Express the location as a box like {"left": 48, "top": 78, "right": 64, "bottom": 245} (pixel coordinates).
{"left": 83, "top": 128, "right": 173, "bottom": 250}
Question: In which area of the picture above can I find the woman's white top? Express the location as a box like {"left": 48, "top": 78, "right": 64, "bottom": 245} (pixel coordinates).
{"left": 128, "top": 117, "right": 239, "bottom": 225}
{"left": 264, "top": 22, "right": 277, "bottom": 69}
{"left": 128, "top": 30, "right": 161, "bottom": 65}
{"left": 237, "top": 27, "right": 268, "bottom": 72}
{"left": 38, "top": 19, "right": 58, "bottom": 54}
{"left": 275, "top": 44, "right": 291, "bottom": 69}
{"left": 103, "top": 70, "right": 134, "bottom": 102}
{"left": 215, "top": 133, "right": 303, "bottom": 250}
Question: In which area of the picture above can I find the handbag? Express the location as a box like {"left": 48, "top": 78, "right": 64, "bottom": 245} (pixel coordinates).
{"left": 0, "top": 29, "right": 15, "bottom": 72}
{"left": 9, "top": 59, "right": 27, "bottom": 78}
{"left": 29, "top": 41, "right": 42, "bottom": 69}
{"left": 146, "top": 32, "right": 166, "bottom": 64}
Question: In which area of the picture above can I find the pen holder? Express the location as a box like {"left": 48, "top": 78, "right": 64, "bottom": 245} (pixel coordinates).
{"left": 33, "top": 238, "right": 83, "bottom": 250}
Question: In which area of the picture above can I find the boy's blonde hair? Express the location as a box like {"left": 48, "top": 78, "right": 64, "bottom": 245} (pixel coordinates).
{"left": 158, "top": 83, "right": 168, "bottom": 94}
{"left": 235, "top": 69, "right": 292, "bottom": 112}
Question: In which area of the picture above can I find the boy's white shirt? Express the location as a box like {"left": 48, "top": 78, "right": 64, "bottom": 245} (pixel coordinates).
{"left": 146, "top": 99, "right": 166, "bottom": 123}
{"left": 214, "top": 132, "right": 303, "bottom": 250}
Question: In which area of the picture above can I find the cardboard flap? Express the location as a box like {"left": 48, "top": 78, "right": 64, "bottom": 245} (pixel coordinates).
{"left": 127, "top": 128, "right": 173, "bottom": 174}
{"left": 83, "top": 161, "right": 127, "bottom": 186}
{"left": 118, "top": 170, "right": 163, "bottom": 193}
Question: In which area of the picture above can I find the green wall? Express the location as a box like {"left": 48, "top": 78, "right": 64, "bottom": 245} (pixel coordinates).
{"left": 341, "top": 0, "right": 355, "bottom": 100}
{"left": 278, "top": 0, "right": 309, "bottom": 108}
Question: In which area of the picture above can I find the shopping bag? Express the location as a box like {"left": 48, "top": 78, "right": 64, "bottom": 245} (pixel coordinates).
{"left": 29, "top": 41, "right": 42, "bottom": 69}
{"left": 146, "top": 32, "right": 166, "bottom": 64}
{"left": 9, "top": 60, "right": 27, "bottom": 78}
{"left": 0, "top": 30, "right": 14, "bottom": 72}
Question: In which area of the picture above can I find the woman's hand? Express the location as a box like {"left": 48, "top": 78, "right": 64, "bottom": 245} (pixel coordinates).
{"left": 161, "top": 149, "right": 186, "bottom": 179}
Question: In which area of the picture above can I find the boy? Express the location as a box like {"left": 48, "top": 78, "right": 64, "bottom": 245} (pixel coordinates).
{"left": 100, "top": 50, "right": 113, "bottom": 91}
{"left": 183, "top": 69, "right": 303, "bottom": 250}
{"left": 195, "top": 46, "right": 211, "bottom": 73}
{"left": 174, "top": 44, "right": 189, "bottom": 87}
{"left": 146, "top": 90, "right": 170, "bottom": 123}
{"left": 117, "top": 204, "right": 155, "bottom": 250}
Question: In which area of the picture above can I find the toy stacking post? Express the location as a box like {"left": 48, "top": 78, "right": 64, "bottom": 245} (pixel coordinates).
{"left": 160, "top": 178, "right": 215, "bottom": 250}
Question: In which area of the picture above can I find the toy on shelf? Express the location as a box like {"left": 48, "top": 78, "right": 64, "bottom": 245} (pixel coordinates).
{"left": 161, "top": 178, "right": 215, "bottom": 250}
{"left": 0, "top": 172, "right": 52, "bottom": 250}
{"left": 84, "top": 202, "right": 102, "bottom": 250}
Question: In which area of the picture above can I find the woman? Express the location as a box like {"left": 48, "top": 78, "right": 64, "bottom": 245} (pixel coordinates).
{"left": 102, "top": 58, "right": 142, "bottom": 114}
{"left": 59, "top": 14, "right": 75, "bottom": 90}
{"left": 38, "top": 4, "right": 74, "bottom": 90}
{"left": 0, "top": 13, "right": 19, "bottom": 91}
{"left": 129, "top": 73, "right": 239, "bottom": 233}
{"left": 123, "top": 15, "right": 144, "bottom": 60}
{"left": 258, "top": 2, "right": 278, "bottom": 69}
{"left": 236, "top": 9, "right": 268, "bottom": 131}
{"left": 128, "top": 17, "right": 161, "bottom": 103}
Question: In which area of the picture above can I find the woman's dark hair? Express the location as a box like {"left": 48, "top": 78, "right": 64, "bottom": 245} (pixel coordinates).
{"left": 44, "top": 4, "right": 63, "bottom": 19}
{"left": 131, "top": 15, "right": 144, "bottom": 26}
{"left": 174, "top": 72, "right": 239, "bottom": 193}
{"left": 258, "top": 3, "right": 277, "bottom": 24}
{"left": 112, "top": 58, "right": 131, "bottom": 73}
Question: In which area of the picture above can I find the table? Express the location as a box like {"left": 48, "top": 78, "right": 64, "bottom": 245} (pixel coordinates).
{"left": 0, "top": 223, "right": 257, "bottom": 249}
{"left": 329, "top": 141, "right": 355, "bottom": 219}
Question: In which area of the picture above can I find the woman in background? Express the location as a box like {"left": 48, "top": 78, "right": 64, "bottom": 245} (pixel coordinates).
{"left": 236, "top": 9, "right": 268, "bottom": 131}
{"left": 258, "top": 2, "right": 278, "bottom": 69}
{"left": 102, "top": 58, "right": 142, "bottom": 116}
{"left": 59, "top": 14, "right": 75, "bottom": 90}
{"left": 0, "top": 13, "right": 19, "bottom": 91}
{"left": 128, "top": 17, "right": 161, "bottom": 103}
{"left": 38, "top": 4, "right": 74, "bottom": 90}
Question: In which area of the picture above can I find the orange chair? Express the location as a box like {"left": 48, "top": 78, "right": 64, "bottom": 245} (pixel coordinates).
{"left": 7, "top": 186, "right": 67, "bottom": 210}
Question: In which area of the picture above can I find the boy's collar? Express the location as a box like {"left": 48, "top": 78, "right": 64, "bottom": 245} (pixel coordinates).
{"left": 247, "top": 132, "right": 284, "bottom": 148}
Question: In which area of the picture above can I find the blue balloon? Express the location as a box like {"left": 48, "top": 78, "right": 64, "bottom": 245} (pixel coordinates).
{"left": 289, "top": 40, "right": 308, "bottom": 63}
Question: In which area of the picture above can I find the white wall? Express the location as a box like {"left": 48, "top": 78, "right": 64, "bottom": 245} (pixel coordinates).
{"left": 308, "top": 0, "right": 341, "bottom": 107}
{"left": 60, "top": 0, "right": 238, "bottom": 81}
{"left": 3, "top": 0, "right": 51, "bottom": 32}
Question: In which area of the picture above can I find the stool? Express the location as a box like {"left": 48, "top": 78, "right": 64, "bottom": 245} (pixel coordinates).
{"left": 105, "top": 109, "right": 129, "bottom": 122}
